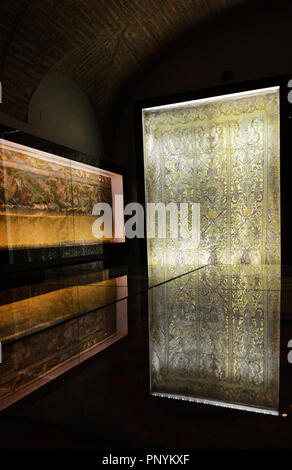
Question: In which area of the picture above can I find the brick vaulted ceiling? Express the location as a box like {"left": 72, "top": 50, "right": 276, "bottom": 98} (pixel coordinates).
{"left": 0, "top": 0, "right": 248, "bottom": 132}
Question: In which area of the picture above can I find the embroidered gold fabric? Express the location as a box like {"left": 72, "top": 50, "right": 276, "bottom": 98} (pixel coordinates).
{"left": 143, "top": 88, "right": 280, "bottom": 286}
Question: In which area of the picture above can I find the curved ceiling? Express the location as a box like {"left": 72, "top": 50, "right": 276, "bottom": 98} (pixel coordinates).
{"left": 0, "top": 0, "right": 248, "bottom": 129}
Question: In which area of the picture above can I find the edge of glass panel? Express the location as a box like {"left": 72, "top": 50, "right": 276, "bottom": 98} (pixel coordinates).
{"left": 151, "top": 392, "right": 279, "bottom": 416}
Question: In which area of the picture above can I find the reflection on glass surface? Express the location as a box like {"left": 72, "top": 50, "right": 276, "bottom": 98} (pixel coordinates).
{"left": 149, "top": 265, "right": 280, "bottom": 414}
{"left": 0, "top": 273, "right": 128, "bottom": 411}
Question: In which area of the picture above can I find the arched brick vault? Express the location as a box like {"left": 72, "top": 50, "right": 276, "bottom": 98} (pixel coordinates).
{"left": 0, "top": 0, "right": 249, "bottom": 151}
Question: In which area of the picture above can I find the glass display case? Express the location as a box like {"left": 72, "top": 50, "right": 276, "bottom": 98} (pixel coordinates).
{"left": 0, "top": 138, "right": 124, "bottom": 251}
{"left": 140, "top": 78, "right": 288, "bottom": 414}
{"left": 0, "top": 128, "right": 128, "bottom": 410}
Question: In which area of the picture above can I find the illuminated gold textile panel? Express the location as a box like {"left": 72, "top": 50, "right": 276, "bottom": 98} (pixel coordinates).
{"left": 142, "top": 87, "right": 280, "bottom": 286}
{"left": 144, "top": 86, "right": 281, "bottom": 413}
{"left": 149, "top": 265, "right": 280, "bottom": 414}
{"left": 0, "top": 140, "right": 121, "bottom": 249}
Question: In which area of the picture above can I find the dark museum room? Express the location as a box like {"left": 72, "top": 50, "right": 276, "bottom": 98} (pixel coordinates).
{"left": 0, "top": 0, "right": 292, "bottom": 456}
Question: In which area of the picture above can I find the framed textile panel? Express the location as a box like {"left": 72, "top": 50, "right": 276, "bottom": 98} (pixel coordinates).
{"left": 142, "top": 86, "right": 280, "bottom": 286}
{"left": 0, "top": 139, "right": 124, "bottom": 250}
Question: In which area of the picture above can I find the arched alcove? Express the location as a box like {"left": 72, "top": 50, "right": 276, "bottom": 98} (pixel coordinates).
{"left": 28, "top": 73, "right": 103, "bottom": 158}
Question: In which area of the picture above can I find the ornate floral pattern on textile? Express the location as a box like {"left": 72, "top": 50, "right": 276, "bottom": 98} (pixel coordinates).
{"left": 143, "top": 88, "right": 280, "bottom": 286}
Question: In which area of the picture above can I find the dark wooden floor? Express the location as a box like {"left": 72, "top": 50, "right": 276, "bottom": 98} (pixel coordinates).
{"left": 0, "top": 291, "right": 291, "bottom": 449}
